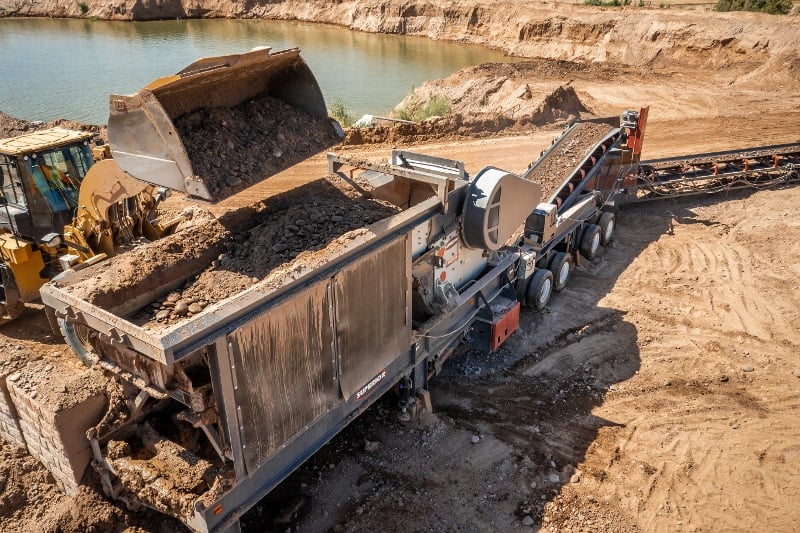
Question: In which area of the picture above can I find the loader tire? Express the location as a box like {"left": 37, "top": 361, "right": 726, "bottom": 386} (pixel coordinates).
{"left": 580, "top": 224, "right": 602, "bottom": 260}
{"left": 598, "top": 212, "right": 616, "bottom": 245}
{"left": 526, "top": 268, "right": 553, "bottom": 311}
{"left": 58, "top": 317, "right": 95, "bottom": 367}
{"left": 549, "top": 252, "right": 572, "bottom": 292}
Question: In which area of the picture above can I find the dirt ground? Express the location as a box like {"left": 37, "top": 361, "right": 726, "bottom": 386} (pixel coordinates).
{"left": 2, "top": 5, "right": 800, "bottom": 532}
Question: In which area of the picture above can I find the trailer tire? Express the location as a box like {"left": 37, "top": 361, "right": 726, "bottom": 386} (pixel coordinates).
{"left": 526, "top": 268, "right": 554, "bottom": 310}
{"left": 549, "top": 252, "right": 572, "bottom": 292}
{"left": 598, "top": 212, "right": 616, "bottom": 245}
{"left": 580, "top": 224, "right": 602, "bottom": 260}
{"left": 58, "top": 317, "right": 95, "bottom": 367}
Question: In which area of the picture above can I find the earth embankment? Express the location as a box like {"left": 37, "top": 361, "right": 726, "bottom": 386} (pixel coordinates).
{"left": 0, "top": 112, "right": 105, "bottom": 140}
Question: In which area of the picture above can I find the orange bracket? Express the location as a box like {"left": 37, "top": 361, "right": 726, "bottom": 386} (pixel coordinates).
{"left": 491, "top": 302, "right": 520, "bottom": 351}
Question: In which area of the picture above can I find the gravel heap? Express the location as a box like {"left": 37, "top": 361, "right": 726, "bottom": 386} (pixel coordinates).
{"left": 136, "top": 177, "right": 399, "bottom": 327}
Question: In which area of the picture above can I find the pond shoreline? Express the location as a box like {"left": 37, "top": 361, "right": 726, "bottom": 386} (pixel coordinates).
{"left": 3, "top": 1, "right": 797, "bottom": 71}
{"left": 0, "top": 17, "right": 513, "bottom": 123}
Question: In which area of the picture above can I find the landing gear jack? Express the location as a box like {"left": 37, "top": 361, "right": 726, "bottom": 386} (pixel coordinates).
{"left": 397, "top": 378, "right": 433, "bottom": 423}
{"left": 397, "top": 376, "right": 414, "bottom": 421}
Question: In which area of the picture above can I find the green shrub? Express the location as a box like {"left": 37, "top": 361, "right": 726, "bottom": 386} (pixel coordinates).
{"left": 419, "top": 94, "right": 450, "bottom": 120}
{"left": 714, "top": 0, "right": 791, "bottom": 13}
{"left": 395, "top": 106, "right": 415, "bottom": 122}
{"left": 328, "top": 100, "right": 355, "bottom": 128}
{"left": 395, "top": 93, "right": 451, "bottom": 122}
{"left": 78, "top": 1, "right": 89, "bottom": 14}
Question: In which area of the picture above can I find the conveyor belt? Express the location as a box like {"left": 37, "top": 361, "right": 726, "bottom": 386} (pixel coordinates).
{"left": 641, "top": 143, "right": 800, "bottom": 169}
{"left": 634, "top": 143, "right": 800, "bottom": 201}
{"left": 521, "top": 122, "right": 620, "bottom": 209}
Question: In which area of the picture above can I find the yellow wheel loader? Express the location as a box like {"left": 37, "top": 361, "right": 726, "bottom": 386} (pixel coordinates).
{"left": 0, "top": 127, "right": 180, "bottom": 323}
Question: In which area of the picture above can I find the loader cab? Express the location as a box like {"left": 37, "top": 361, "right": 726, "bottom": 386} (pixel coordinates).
{"left": 0, "top": 128, "right": 95, "bottom": 241}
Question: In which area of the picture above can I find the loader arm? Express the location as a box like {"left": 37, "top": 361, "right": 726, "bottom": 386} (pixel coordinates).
{"left": 64, "top": 159, "right": 179, "bottom": 261}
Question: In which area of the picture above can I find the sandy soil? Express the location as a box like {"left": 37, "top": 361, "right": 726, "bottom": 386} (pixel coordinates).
{"left": 2, "top": 4, "right": 800, "bottom": 532}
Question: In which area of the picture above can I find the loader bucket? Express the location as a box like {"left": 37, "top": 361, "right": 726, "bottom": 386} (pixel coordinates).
{"left": 107, "top": 47, "right": 343, "bottom": 203}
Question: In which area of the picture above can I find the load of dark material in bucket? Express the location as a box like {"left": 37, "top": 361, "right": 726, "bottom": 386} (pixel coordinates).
{"left": 173, "top": 94, "right": 341, "bottom": 200}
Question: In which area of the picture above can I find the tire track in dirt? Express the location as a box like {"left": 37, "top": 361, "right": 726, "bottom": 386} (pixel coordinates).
{"left": 621, "top": 203, "right": 796, "bottom": 342}
{"left": 591, "top": 374, "right": 800, "bottom": 532}
{"left": 578, "top": 187, "right": 800, "bottom": 532}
